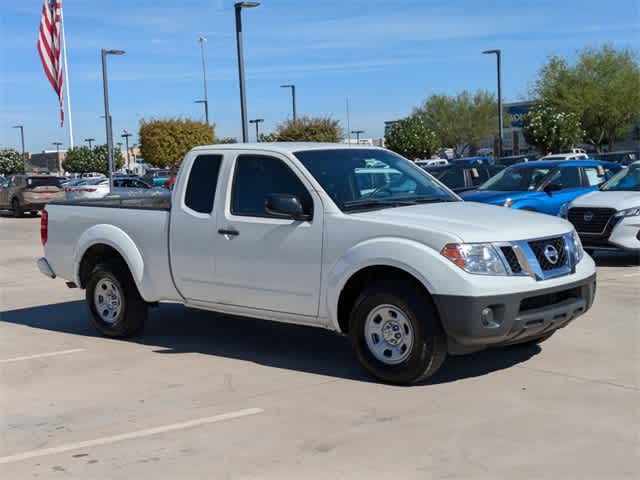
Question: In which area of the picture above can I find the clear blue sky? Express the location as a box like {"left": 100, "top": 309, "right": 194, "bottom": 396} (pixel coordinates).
{"left": 1, "top": 0, "right": 638, "bottom": 152}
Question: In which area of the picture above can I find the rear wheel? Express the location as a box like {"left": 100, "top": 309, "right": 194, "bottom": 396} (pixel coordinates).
{"left": 349, "top": 279, "right": 447, "bottom": 385}
{"left": 11, "top": 198, "right": 23, "bottom": 218}
{"left": 86, "top": 261, "right": 147, "bottom": 338}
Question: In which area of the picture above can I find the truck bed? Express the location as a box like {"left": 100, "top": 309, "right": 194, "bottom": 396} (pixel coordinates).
{"left": 49, "top": 193, "right": 171, "bottom": 211}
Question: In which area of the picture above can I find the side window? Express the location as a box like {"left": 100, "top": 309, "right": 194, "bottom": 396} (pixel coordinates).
{"left": 184, "top": 154, "right": 223, "bottom": 214}
{"left": 470, "top": 167, "right": 491, "bottom": 186}
{"left": 232, "top": 155, "right": 312, "bottom": 218}
{"left": 547, "top": 167, "right": 581, "bottom": 189}
{"left": 438, "top": 169, "right": 466, "bottom": 189}
{"left": 583, "top": 167, "right": 607, "bottom": 186}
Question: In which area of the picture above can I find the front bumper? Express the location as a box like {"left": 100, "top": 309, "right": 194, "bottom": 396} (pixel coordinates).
{"left": 433, "top": 273, "right": 596, "bottom": 347}
{"left": 581, "top": 216, "right": 640, "bottom": 252}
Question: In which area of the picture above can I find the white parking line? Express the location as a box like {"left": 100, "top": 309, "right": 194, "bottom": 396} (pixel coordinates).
{"left": 0, "top": 408, "right": 264, "bottom": 464}
{"left": 0, "top": 348, "right": 85, "bottom": 364}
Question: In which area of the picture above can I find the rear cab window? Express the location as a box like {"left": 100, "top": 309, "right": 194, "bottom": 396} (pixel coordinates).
{"left": 184, "top": 154, "right": 223, "bottom": 214}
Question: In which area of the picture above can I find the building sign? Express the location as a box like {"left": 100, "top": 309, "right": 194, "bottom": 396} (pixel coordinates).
{"left": 505, "top": 101, "right": 534, "bottom": 129}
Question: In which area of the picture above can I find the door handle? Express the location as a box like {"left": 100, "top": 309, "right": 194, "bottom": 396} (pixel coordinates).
{"left": 218, "top": 228, "right": 239, "bottom": 236}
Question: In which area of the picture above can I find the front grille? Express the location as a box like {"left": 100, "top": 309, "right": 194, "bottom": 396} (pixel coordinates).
{"left": 500, "top": 246, "right": 522, "bottom": 273}
{"left": 519, "top": 287, "right": 581, "bottom": 313}
{"left": 568, "top": 207, "right": 616, "bottom": 234}
{"left": 528, "top": 237, "right": 567, "bottom": 271}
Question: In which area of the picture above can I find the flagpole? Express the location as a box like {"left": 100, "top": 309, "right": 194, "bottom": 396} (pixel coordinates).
{"left": 60, "top": 4, "right": 74, "bottom": 148}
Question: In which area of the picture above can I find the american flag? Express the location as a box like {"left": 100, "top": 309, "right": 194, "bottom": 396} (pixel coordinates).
{"left": 37, "top": 0, "right": 64, "bottom": 126}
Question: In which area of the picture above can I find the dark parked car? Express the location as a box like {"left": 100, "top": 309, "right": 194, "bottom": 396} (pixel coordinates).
{"left": 423, "top": 163, "right": 504, "bottom": 192}
{"left": 496, "top": 154, "right": 538, "bottom": 167}
{"left": 0, "top": 174, "right": 65, "bottom": 217}
{"left": 590, "top": 151, "right": 638, "bottom": 166}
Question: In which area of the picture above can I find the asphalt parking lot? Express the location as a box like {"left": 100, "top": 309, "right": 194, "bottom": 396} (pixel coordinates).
{"left": 1, "top": 214, "right": 638, "bottom": 479}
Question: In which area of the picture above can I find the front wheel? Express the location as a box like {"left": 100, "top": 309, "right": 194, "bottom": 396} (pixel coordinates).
{"left": 86, "top": 261, "right": 147, "bottom": 338}
{"left": 349, "top": 280, "right": 448, "bottom": 385}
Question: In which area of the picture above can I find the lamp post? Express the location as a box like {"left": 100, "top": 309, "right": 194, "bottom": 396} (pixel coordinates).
{"left": 482, "top": 49, "right": 503, "bottom": 158}
{"left": 84, "top": 138, "right": 95, "bottom": 148}
{"left": 198, "top": 36, "right": 209, "bottom": 124}
{"left": 235, "top": 2, "right": 260, "bottom": 143}
{"left": 101, "top": 48, "right": 125, "bottom": 193}
{"left": 280, "top": 84, "right": 297, "bottom": 121}
{"left": 249, "top": 118, "right": 264, "bottom": 142}
{"left": 121, "top": 129, "right": 133, "bottom": 172}
{"left": 52, "top": 142, "right": 63, "bottom": 173}
{"left": 12, "top": 125, "right": 26, "bottom": 167}
{"left": 351, "top": 130, "right": 364, "bottom": 144}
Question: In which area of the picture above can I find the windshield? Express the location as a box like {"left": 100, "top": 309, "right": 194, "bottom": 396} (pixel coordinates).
{"left": 294, "top": 149, "right": 458, "bottom": 211}
{"left": 478, "top": 166, "right": 551, "bottom": 191}
{"left": 600, "top": 164, "right": 640, "bottom": 191}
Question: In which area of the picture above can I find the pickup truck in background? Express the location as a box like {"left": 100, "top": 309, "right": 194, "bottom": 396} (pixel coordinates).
{"left": 38, "top": 144, "right": 596, "bottom": 384}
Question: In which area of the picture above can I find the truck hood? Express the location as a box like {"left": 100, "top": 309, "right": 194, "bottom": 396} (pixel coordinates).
{"left": 459, "top": 189, "right": 539, "bottom": 205}
{"left": 570, "top": 190, "right": 640, "bottom": 211}
{"left": 353, "top": 201, "right": 573, "bottom": 243}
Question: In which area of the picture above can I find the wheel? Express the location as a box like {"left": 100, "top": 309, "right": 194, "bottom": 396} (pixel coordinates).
{"left": 11, "top": 198, "right": 23, "bottom": 218}
{"left": 349, "top": 279, "right": 448, "bottom": 385}
{"left": 86, "top": 260, "right": 147, "bottom": 338}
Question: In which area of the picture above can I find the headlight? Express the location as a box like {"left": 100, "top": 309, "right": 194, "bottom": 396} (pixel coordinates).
{"left": 559, "top": 203, "right": 569, "bottom": 219}
{"left": 503, "top": 198, "right": 513, "bottom": 208}
{"left": 441, "top": 243, "right": 507, "bottom": 275}
{"left": 572, "top": 230, "right": 584, "bottom": 263}
{"left": 614, "top": 207, "right": 640, "bottom": 218}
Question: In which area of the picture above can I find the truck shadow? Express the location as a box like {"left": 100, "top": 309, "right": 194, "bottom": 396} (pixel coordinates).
{"left": 0, "top": 300, "right": 541, "bottom": 386}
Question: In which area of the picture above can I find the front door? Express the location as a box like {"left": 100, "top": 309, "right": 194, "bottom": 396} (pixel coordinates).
{"left": 214, "top": 152, "right": 323, "bottom": 317}
{"left": 0, "top": 178, "right": 9, "bottom": 207}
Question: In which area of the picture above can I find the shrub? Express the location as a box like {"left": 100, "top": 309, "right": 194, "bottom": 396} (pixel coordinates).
{"left": 62, "top": 145, "right": 124, "bottom": 175}
{"left": 274, "top": 116, "right": 342, "bottom": 142}
{"left": 139, "top": 119, "right": 215, "bottom": 168}
{"left": 0, "top": 148, "right": 25, "bottom": 175}
{"left": 523, "top": 103, "right": 584, "bottom": 154}
{"left": 384, "top": 116, "right": 440, "bottom": 159}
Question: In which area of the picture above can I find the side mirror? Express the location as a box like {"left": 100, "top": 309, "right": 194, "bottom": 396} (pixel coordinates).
{"left": 265, "top": 194, "right": 312, "bottom": 221}
{"left": 544, "top": 183, "right": 563, "bottom": 196}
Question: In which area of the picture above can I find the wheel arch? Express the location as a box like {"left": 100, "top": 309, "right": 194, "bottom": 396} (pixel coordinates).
{"left": 74, "top": 224, "right": 145, "bottom": 296}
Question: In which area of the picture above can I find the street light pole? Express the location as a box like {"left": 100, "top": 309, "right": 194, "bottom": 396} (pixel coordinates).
{"left": 235, "top": 2, "right": 260, "bottom": 143}
{"left": 483, "top": 49, "right": 503, "bottom": 158}
{"left": 280, "top": 84, "right": 296, "bottom": 121}
{"left": 121, "top": 129, "right": 133, "bottom": 172}
{"left": 52, "top": 142, "right": 63, "bottom": 173}
{"left": 198, "top": 36, "right": 209, "bottom": 125}
{"left": 101, "top": 48, "right": 125, "bottom": 193}
{"left": 12, "top": 125, "right": 25, "bottom": 168}
{"left": 249, "top": 118, "right": 264, "bottom": 142}
{"left": 351, "top": 130, "right": 364, "bottom": 144}
{"left": 84, "top": 138, "right": 95, "bottom": 148}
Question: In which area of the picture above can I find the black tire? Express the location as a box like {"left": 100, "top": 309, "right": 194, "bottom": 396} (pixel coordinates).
{"left": 12, "top": 198, "right": 23, "bottom": 218}
{"left": 85, "top": 260, "right": 147, "bottom": 338}
{"left": 349, "top": 279, "right": 447, "bottom": 385}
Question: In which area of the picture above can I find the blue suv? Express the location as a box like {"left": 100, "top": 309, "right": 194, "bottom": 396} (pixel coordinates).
{"left": 460, "top": 159, "right": 622, "bottom": 215}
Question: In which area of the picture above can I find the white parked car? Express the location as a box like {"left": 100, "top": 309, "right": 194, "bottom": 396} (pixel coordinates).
{"left": 66, "top": 176, "right": 161, "bottom": 200}
{"left": 37, "top": 143, "right": 596, "bottom": 384}
{"left": 541, "top": 153, "right": 589, "bottom": 161}
{"left": 415, "top": 158, "right": 449, "bottom": 167}
{"left": 562, "top": 161, "right": 640, "bottom": 253}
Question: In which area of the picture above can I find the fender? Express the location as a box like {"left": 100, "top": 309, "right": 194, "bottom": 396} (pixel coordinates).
{"left": 73, "top": 224, "right": 147, "bottom": 298}
{"left": 325, "top": 236, "right": 459, "bottom": 332}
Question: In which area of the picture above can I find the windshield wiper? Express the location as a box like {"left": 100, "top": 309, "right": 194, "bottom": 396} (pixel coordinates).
{"left": 342, "top": 199, "right": 416, "bottom": 211}
{"left": 408, "top": 196, "right": 457, "bottom": 204}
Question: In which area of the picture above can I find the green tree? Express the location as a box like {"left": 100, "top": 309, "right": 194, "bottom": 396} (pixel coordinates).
{"left": 139, "top": 118, "right": 215, "bottom": 168}
{"left": 274, "top": 116, "right": 342, "bottom": 142}
{"left": 0, "top": 148, "right": 25, "bottom": 175}
{"left": 522, "top": 103, "right": 584, "bottom": 154}
{"left": 416, "top": 90, "right": 499, "bottom": 156}
{"left": 215, "top": 137, "right": 238, "bottom": 144}
{"left": 384, "top": 116, "right": 440, "bottom": 159}
{"left": 533, "top": 45, "right": 640, "bottom": 151}
{"left": 62, "top": 145, "right": 124, "bottom": 175}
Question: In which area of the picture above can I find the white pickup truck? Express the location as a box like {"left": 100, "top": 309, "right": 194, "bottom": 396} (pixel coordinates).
{"left": 38, "top": 143, "right": 597, "bottom": 384}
